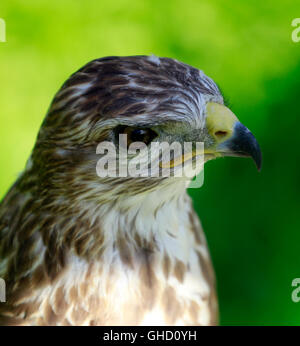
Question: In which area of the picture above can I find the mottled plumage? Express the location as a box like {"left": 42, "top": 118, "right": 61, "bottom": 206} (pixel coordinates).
{"left": 0, "top": 55, "right": 261, "bottom": 325}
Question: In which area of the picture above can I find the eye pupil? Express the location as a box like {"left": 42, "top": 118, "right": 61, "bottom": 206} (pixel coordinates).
{"left": 131, "top": 129, "right": 147, "bottom": 142}
{"left": 115, "top": 126, "right": 157, "bottom": 147}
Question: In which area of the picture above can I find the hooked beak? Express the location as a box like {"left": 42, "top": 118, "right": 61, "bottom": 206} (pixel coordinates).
{"left": 205, "top": 102, "right": 262, "bottom": 171}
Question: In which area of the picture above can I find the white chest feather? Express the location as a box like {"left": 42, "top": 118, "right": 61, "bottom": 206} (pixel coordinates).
{"left": 5, "top": 183, "right": 217, "bottom": 326}
{"left": 27, "top": 185, "right": 217, "bottom": 326}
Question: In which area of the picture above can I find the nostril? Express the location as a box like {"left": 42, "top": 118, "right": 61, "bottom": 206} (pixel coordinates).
{"left": 214, "top": 130, "right": 228, "bottom": 138}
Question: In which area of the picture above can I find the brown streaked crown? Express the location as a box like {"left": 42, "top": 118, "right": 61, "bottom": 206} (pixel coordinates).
{"left": 38, "top": 55, "right": 221, "bottom": 143}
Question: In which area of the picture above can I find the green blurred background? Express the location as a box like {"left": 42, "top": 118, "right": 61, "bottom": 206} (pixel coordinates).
{"left": 0, "top": 0, "right": 299, "bottom": 325}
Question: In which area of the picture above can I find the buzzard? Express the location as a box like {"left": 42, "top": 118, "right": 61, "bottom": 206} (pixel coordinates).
{"left": 0, "top": 55, "right": 261, "bottom": 325}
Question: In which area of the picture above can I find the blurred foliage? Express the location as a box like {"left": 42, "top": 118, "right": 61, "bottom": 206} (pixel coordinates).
{"left": 0, "top": 0, "right": 299, "bottom": 325}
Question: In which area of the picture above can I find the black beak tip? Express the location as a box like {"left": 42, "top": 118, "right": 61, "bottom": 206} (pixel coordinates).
{"left": 226, "top": 122, "right": 262, "bottom": 172}
{"left": 254, "top": 150, "right": 262, "bottom": 172}
{"left": 248, "top": 130, "right": 262, "bottom": 172}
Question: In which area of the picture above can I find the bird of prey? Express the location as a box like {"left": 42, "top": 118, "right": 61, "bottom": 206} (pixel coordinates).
{"left": 0, "top": 55, "right": 261, "bottom": 326}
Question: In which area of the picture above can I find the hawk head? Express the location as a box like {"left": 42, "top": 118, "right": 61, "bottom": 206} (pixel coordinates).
{"left": 0, "top": 56, "right": 262, "bottom": 326}
{"left": 29, "top": 55, "right": 261, "bottom": 203}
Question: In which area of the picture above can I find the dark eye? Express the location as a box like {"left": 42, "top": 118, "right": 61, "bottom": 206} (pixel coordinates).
{"left": 115, "top": 126, "right": 157, "bottom": 147}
